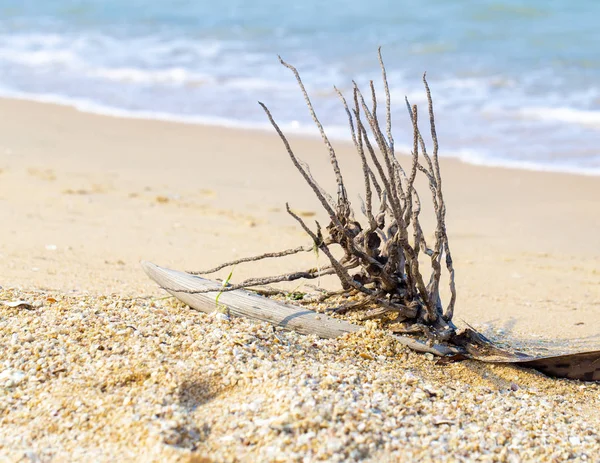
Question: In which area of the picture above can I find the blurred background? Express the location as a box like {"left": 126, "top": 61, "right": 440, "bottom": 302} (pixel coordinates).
{"left": 1, "top": 0, "right": 599, "bottom": 174}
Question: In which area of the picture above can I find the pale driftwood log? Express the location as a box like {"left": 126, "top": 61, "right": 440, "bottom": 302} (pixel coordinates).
{"left": 141, "top": 261, "right": 358, "bottom": 338}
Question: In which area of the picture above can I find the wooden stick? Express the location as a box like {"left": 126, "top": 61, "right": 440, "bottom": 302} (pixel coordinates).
{"left": 141, "top": 261, "right": 358, "bottom": 338}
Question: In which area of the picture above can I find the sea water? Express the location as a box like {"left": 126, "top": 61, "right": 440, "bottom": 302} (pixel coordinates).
{"left": 1, "top": 0, "right": 599, "bottom": 174}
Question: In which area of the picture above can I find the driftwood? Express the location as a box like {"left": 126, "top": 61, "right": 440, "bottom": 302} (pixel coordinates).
{"left": 142, "top": 261, "right": 356, "bottom": 338}
{"left": 142, "top": 262, "right": 600, "bottom": 382}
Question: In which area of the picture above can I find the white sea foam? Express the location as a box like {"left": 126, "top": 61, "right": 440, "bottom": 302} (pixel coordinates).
{"left": 0, "top": 48, "right": 78, "bottom": 67}
{"left": 450, "top": 148, "right": 600, "bottom": 177}
{"left": 519, "top": 106, "right": 600, "bottom": 127}
{"left": 0, "top": 33, "right": 80, "bottom": 67}
{"left": 87, "top": 66, "right": 211, "bottom": 86}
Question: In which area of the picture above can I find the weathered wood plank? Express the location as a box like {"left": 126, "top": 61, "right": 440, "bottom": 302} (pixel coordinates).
{"left": 141, "top": 261, "right": 359, "bottom": 338}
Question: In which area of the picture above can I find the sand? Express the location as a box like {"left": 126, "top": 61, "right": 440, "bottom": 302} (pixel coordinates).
{"left": 0, "top": 97, "right": 599, "bottom": 461}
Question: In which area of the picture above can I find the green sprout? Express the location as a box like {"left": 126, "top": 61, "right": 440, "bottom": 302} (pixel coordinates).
{"left": 215, "top": 266, "right": 235, "bottom": 314}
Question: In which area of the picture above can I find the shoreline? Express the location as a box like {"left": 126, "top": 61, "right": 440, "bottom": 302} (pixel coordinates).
{"left": 1, "top": 93, "right": 599, "bottom": 178}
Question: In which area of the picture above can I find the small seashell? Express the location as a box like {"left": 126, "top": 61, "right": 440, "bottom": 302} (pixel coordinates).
{"left": 2, "top": 300, "right": 33, "bottom": 310}
{"left": 214, "top": 312, "right": 230, "bottom": 322}
{"left": 403, "top": 371, "right": 418, "bottom": 385}
{"left": 569, "top": 436, "right": 581, "bottom": 446}
{"left": 0, "top": 369, "right": 26, "bottom": 388}
{"left": 433, "top": 417, "right": 455, "bottom": 426}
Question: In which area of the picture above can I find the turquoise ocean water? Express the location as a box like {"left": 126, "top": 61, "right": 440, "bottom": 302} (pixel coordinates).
{"left": 1, "top": 0, "right": 599, "bottom": 174}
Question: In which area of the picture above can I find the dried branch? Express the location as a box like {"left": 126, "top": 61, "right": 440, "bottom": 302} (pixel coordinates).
{"left": 336, "top": 87, "right": 375, "bottom": 227}
{"left": 378, "top": 47, "right": 394, "bottom": 154}
{"left": 278, "top": 57, "right": 349, "bottom": 213}
{"left": 164, "top": 266, "right": 339, "bottom": 295}
{"left": 187, "top": 245, "right": 315, "bottom": 275}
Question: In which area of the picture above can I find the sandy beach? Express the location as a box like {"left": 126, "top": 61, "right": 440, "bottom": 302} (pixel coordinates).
{"left": 1, "top": 97, "right": 599, "bottom": 461}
